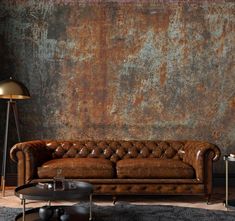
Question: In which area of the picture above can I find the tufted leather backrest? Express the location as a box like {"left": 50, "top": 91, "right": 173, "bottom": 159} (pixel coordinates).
{"left": 45, "top": 140, "right": 186, "bottom": 163}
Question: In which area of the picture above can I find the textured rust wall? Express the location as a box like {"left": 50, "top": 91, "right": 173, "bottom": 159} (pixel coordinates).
{"left": 0, "top": 1, "right": 234, "bottom": 174}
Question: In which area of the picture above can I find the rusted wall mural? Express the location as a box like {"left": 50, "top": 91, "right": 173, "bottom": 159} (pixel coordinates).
{"left": 0, "top": 0, "right": 234, "bottom": 174}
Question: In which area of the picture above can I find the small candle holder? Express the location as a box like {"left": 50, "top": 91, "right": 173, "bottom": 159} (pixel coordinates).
{"left": 53, "top": 168, "right": 65, "bottom": 191}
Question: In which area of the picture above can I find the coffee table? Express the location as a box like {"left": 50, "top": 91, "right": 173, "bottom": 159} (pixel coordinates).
{"left": 15, "top": 180, "right": 93, "bottom": 221}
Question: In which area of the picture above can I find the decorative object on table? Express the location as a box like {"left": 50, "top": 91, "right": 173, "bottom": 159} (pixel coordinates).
{"left": 36, "top": 181, "right": 78, "bottom": 191}
{"left": 39, "top": 206, "right": 54, "bottom": 220}
{"left": 53, "top": 168, "right": 65, "bottom": 191}
{"left": 37, "top": 182, "right": 54, "bottom": 190}
{"left": 0, "top": 77, "right": 30, "bottom": 197}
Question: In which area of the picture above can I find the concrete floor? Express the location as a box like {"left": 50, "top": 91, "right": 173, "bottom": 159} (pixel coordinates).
{"left": 0, "top": 186, "right": 234, "bottom": 211}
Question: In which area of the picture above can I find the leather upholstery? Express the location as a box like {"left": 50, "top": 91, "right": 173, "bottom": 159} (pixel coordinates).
{"left": 183, "top": 141, "right": 220, "bottom": 181}
{"left": 38, "top": 158, "right": 115, "bottom": 179}
{"left": 117, "top": 159, "right": 195, "bottom": 179}
{"left": 10, "top": 140, "right": 220, "bottom": 196}
{"left": 92, "top": 183, "right": 204, "bottom": 195}
{"left": 45, "top": 140, "right": 186, "bottom": 162}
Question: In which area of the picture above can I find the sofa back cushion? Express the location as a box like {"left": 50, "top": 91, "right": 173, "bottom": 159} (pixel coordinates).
{"left": 38, "top": 158, "right": 115, "bottom": 179}
{"left": 45, "top": 140, "right": 186, "bottom": 163}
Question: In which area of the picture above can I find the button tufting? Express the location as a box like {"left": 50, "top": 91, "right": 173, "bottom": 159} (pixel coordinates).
{"left": 111, "top": 186, "right": 116, "bottom": 191}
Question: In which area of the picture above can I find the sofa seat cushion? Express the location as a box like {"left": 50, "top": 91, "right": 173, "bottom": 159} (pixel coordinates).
{"left": 37, "top": 158, "right": 115, "bottom": 179}
{"left": 117, "top": 159, "right": 195, "bottom": 179}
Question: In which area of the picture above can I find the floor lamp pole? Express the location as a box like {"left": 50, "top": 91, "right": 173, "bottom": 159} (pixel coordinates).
{"left": 1, "top": 100, "right": 21, "bottom": 197}
{"left": 0, "top": 78, "right": 30, "bottom": 197}
{"left": 12, "top": 101, "right": 21, "bottom": 142}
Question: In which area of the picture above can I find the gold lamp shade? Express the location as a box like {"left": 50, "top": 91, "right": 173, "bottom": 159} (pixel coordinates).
{"left": 0, "top": 78, "right": 30, "bottom": 100}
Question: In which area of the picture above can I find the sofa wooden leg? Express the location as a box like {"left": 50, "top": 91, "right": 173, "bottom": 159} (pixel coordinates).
{"left": 206, "top": 194, "right": 211, "bottom": 205}
{"left": 112, "top": 196, "right": 117, "bottom": 205}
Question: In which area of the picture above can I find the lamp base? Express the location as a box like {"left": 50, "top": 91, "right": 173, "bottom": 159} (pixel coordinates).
{"left": 1, "top": 176, "right": 5, "bottom": 197}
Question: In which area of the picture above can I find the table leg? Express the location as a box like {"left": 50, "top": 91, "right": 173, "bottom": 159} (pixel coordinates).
{"left": 89, "top": 194, "right": 92, "bottom": 221}
{"left": 225, "top": 159, "right": 228, "bottom": 209}
{"left": 22, "top": 199, "right": 26, "bottom": 221}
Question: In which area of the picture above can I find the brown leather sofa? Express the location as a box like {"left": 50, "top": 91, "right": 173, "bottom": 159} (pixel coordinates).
{"left": 10, "top": 140, "right": 220, "bottom": 201}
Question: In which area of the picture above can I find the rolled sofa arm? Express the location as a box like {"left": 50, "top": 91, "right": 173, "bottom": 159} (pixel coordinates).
{"left": 183, "top": 141, "right": 220, "bottom": 182}
{"left": 10, "top": 140, "right": 53, "bottom": 185}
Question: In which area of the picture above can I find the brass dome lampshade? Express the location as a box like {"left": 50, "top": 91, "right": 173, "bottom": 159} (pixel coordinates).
{"left": 0, "top": 77, "right": 30, "bottom": 100}
{"left": 0, "top": 77, "right": 30, "bottom": 196}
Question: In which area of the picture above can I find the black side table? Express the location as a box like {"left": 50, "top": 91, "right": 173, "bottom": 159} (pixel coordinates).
{"left": 15, "top": 180, "right": 93, "bottom": 221}
{"left": 223, "top": 155, "right": 235, "bottom": 209}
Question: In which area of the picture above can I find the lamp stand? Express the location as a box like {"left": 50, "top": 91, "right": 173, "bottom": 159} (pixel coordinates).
{"left": 1, "top": 100, "right": 21, "bottom": 197}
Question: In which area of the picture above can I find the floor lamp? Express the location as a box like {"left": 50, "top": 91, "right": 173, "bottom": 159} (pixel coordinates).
{"left": 0, "top": 77, "right": 30, "bottom": 197}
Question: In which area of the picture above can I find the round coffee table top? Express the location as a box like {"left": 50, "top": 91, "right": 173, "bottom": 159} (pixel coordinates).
{"left": 15, "top": 180, "right": 93, "bottom": 201}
